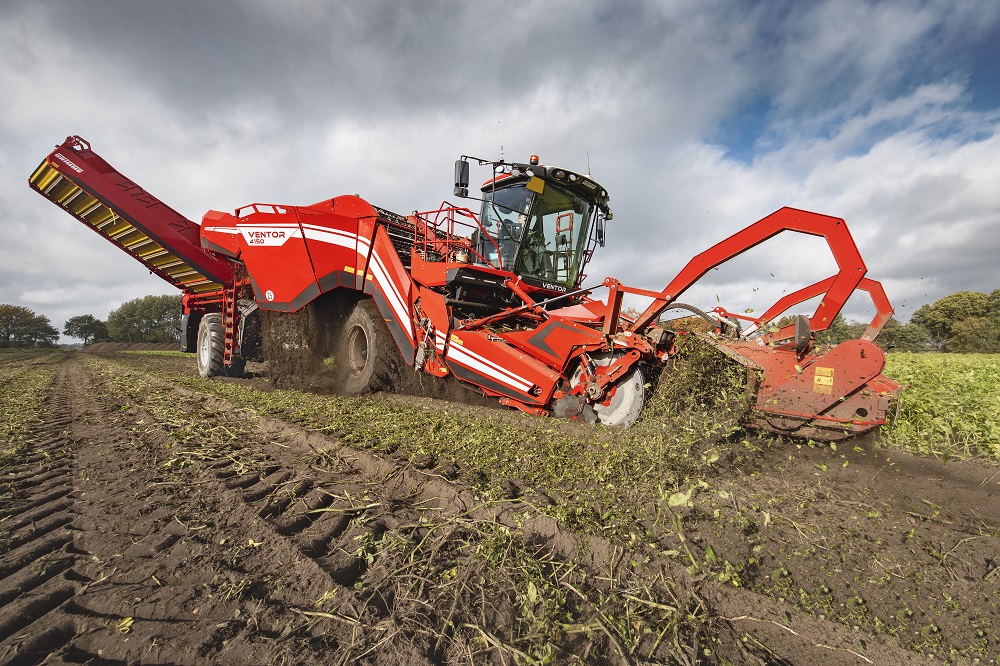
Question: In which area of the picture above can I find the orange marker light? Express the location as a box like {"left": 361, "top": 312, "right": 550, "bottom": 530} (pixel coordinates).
{"left": 529, "top": 155, "right": 539, "bottom": 165}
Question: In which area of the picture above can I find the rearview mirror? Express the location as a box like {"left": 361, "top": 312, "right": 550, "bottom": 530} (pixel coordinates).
{"left": 454, "top": 159, "right": 470, "bottom": 197}
{"left": 795, "top": 314, "right": 811, "bottom": 355}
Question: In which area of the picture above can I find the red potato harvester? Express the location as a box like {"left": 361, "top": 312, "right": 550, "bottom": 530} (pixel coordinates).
{"left": 30, "top": 136, "right": 900, "bottom": 441}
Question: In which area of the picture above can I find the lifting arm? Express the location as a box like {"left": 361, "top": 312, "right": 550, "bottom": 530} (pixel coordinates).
{"left": 627, "top": 207, "right": 868, "bottom": 335}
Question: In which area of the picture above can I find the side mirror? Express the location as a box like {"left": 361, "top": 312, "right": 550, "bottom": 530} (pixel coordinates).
{"left": 596, "top": 215, "right": 606, "bottom": 247}
{"left": 454, "top": 159, "right": 470, "bottom": 198}
{"left": 795, "top": 314, "right": 811, "bottom": 355}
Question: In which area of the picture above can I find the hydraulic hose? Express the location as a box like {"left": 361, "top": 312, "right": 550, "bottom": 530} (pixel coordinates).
{"left": 659, "top": 303, "right": 742, "bottom": 337}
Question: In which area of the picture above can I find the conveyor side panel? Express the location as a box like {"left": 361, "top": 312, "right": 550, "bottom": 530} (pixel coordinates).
{"left": 28, "top": 136, "right": 233, "bottom": 293}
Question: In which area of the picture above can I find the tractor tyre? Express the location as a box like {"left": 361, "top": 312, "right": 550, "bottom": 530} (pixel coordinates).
{"left": 337, "top": 299, "right": 399, "bottom": 394}
{"left": 197, "top": 313, "right": 245, "bottom": 378}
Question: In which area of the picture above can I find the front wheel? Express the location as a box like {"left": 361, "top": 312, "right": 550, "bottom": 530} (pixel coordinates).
{"left": 197, "top": 313, "right": 245, "bottom": 378}
{"left": 569, "top": 352, "right": 645, "bottom": 427}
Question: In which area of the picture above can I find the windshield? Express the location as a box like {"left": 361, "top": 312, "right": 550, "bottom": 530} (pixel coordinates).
{"left": 475, "top": 186, "right": 532, "bottom": 270}
{"left": 513, "top": 182, "right": 593, "bottom": 289}
{"left": 476, "top": 180, "right": 595, "bottom": 289}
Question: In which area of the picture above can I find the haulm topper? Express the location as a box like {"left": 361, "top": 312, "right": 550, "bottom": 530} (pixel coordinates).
{"left": 30, "top": 136, "right": 900, "bottom": 440}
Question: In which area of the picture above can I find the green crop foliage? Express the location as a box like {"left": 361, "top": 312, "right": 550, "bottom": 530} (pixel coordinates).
{"left": 94, "top": 335, "right": 751, "bottom": 542}
{"left": 883, "top": 353, "right": 1000, "bottom": 460}
{"left": 120, "top": 350, "right": 189, "bottom": 357}
{"left": 0, "top": 359, "right": 58, "bottom": 466}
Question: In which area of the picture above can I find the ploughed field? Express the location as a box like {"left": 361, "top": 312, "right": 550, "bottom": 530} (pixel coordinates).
{"left": 1, "top": 346, "right": 998, "bottom": 665}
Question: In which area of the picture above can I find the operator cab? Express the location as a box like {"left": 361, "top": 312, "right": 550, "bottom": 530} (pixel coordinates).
{"left": 457, "top": 155, "right": 611, "bottom": 296}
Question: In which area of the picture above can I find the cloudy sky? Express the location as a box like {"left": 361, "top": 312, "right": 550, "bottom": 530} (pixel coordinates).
{"left": 2, "top": 0, "right": 998, "bottom": 341}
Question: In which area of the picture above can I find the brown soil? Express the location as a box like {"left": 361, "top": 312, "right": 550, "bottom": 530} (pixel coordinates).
{"left": 1, "top": 352, "right": 998, "bottom": 664}
{"left": 83, "top": 342, "right": 178, "bottom": 353}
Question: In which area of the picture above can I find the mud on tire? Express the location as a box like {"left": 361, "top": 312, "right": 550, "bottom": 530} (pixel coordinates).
{"left": 197, "top": 313, "right": 245, "bottom": 378}
{"left": 337, "top": 298, "right": 401, "bottom": 394}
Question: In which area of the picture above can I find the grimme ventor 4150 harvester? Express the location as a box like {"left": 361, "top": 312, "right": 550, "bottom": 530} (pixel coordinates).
{"left": 30, "top": 136, "right": 900, "bottom": 440}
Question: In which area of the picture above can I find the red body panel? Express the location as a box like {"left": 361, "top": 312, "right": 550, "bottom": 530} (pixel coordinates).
{"left": 201, "top": 196, "right": 418, "bottom": 362}
{"left": 498, "top": 318, "right": 606, "bottom": 370}
{"left": 444, "top": 328, "right": 560, "bottom": 404}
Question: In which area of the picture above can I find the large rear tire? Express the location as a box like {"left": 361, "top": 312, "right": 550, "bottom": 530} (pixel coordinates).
{"left": 337, "top": 299, "right": 400, "bottom": 394}
{"left": 197, "top": 313, "right": 245, "bottom": 378}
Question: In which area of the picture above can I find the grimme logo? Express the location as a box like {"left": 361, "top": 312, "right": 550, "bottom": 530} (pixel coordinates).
{"left": 54, "top": 153, "right": 84, "bottom": 173}
{"left": 238, "top": 226, "right": 299, "bottom": 247}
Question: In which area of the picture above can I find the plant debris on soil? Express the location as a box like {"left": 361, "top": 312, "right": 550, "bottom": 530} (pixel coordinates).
{"left": 1, "top": 344, "right": 998, "bottom": 664}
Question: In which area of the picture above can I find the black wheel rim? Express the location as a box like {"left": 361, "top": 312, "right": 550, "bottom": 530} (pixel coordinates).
{"left": 346, "top": 326, "right": 369, "bottom": 377}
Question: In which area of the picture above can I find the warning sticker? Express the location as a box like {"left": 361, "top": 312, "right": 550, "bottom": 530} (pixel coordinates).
{"left": 814, "top": 366, "right": 834, "bottom": 394}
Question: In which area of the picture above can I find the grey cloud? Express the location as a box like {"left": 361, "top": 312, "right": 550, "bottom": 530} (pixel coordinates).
{"left": 1, "top": 0, "right": 997, "bottom": 339}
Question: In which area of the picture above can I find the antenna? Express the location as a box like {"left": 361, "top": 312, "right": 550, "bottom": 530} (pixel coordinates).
{"left": 498, "top": 121, "right": 504, "bottom": 161}
{"left": 587, "top": 150, "right": 591, "bottom": 176}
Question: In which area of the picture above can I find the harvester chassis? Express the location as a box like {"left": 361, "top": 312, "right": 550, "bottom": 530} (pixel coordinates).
{"left": 30, "top": 136, "right": 900, "bottom": 441}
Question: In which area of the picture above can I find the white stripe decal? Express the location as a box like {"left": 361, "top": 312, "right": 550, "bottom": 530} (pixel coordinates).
{"left": 450, "top": 336, "right": 533, "bottom": 389}
{"left": 301, "top": 226, "right": 357, "bottom": 251}
{"left": 299, "top": 225, "right": 413, "bottom": 344}
{"left": 435, "top": 331, "right": 532, "bottom": 391}
{"left": 446, "top": 344, "right": 532, "bottom": 392}
{"left": 367, "top": 252, "right": 411, "bottom": 334}
{"left": 438, "top": 332, "right": 532, "bottom": 391}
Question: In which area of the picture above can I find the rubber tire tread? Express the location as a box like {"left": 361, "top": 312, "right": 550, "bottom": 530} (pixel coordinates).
{"left": 197, "top": 313, "right": 245, "bottom": 378}
{"left": 338, "top": 299, "right": 400, "bottom": 395}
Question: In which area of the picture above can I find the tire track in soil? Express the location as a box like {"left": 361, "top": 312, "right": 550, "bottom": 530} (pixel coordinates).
{"left": 4, "top": 354, "right": 620, "bottom": 664}
{"left": 0, "top": 356, "right": 367, "bottom": 665}
{"left": 72, "top": 354, "right": 700, "bottom": 664}
{"left": 0, "top": 369, "right": 80, "bottom": 664}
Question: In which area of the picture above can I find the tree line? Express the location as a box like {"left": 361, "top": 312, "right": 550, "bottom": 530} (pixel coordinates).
{"left": 0, "top": 294, "right": 182, "bottom": 348}
{"left": 812, "top": 289, "right": 999, "bottom": 353}
{"left": 0, "top": 305, "right": 60, "bottom": 348}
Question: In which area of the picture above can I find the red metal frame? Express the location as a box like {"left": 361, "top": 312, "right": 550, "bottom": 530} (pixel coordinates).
{"left": 712, "top": 276, "right": 894, "bottom": 343}
{"left": 417, "top": 203, "right": 508, "bottom": 269}
{"left": 628, "top": 208, "right": 867, "bottom": 335}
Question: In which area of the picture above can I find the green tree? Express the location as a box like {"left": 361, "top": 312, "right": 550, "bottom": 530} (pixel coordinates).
{"left": 0, "top": 304, "right": 60, "bottom": 348}
{"left": 63, "top": 315, "right": 111, "bottom": 345}
{"left": 107, "top": 294, "right": 182, "bottom": 343}
{"left": 875, "top": 317, "right": 932, "bottom": 352}
{"left": 947, "top": 317, "right": 1000, "bottom": 353}
{"left": 812, "top": 313, "right": 866, "bottom": 345}
{"left": 911, "top": 291, "right": 991, "bottom": 349}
